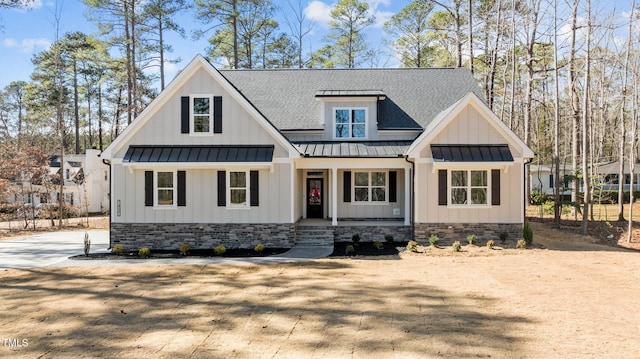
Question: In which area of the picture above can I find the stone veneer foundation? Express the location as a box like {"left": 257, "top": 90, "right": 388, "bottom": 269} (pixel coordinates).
{"left": 414, "top": 223, "right": 523, "bottom": 244}
{"left": 111, "top": 223, "right": 296, "bottom": 250}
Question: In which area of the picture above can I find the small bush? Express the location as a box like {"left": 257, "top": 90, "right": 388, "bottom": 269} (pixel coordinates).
{"left": 487, "top": 239, "right": 496, "bottom": 249}
{"left": 345, "top": 244, "right": 355, "bottom": 255}
{"left": 384, "top": 234, "right": 394, "bottom": 243}
{"left": 373, "top": 240, "right": 384, "bottom": 250}
{"left": 516, "top": 239, "right": 527, "bottom": 249}
{"left": 112, "top": 244, "right": 124, "bottom": 255}
{"left": 428, "top": 234, "right": 439, "bottom": 246}
{"left": 467, "top": 234, "right": 478, "bottom": 245}
{"left": 406, "top": 240, "right": 418, "bottom": 252}
{"left": 254, "top": 243, "right": 265, "bottom": 253}
{"left": 214, "top": 245, "right": 226, "bottom": 256}
{"left": 452, "top": 241, "right": 462, "bottom": 252}
{"left": 179, "top": 243, "right": 190, "bottom": 255}
{"left": 138, "top": 247, "right": 151, "bottom": 258}
{"left": 523, "top": 221, "right": 533, "bottom": 245}
{"left": 499, "top": 232, "right": 508, "bottom": 243}
{"left": 351, "top": 234, "right": 361, "bottom": 244}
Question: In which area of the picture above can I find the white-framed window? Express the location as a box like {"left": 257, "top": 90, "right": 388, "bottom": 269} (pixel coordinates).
{"left": 228, "top": 170, "right": 249, "bottom": 207}
{"left": 334, "top": 108, "right": 367, "bottom": 139}
{"left": 191, "top": 95, "right": 213, "bottom": 134}
{"left": 156, "top": 171, "right": 177, "bottom": 207}
{"left": 450, "top": 170, "right": 489, "bottom": 206}
{"left": 353, "top": 171, "right": 387, "bottom": 202}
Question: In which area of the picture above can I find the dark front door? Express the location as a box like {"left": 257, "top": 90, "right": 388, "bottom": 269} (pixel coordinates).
{"left": 307, "top": 178, "right": 323, "bottom": 218}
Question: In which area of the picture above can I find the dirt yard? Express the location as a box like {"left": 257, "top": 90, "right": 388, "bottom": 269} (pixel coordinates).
{"left": 1, "top": 222, "right": 639, "bottom": 358}
{"left": 0, "top": 216, "right": 108, "bottom": 240}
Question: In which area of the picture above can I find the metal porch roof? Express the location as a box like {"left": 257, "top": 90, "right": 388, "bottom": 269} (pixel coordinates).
{"left": 123, "top": 145, "right": 275, "bottom": 163}
{"left": 431, "top": 145, "right": 513, "bottom": 162}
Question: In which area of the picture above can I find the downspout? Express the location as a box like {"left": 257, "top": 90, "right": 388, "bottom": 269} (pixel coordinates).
{"left": 523, "top": 157, "right": 534, "bottom": 226}
{"left": 102, "top": 158, "right": 112, "bottom": 249}
{"left": 404, "top": 155, "right": 416, "bottom": 241}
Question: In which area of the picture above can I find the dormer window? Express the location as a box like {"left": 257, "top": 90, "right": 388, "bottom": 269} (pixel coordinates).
{"left": 335, "top": 108, "right": 367, "bottom": 139}
{"left": 191, "top": 95, "right": 213, "bottom": 134}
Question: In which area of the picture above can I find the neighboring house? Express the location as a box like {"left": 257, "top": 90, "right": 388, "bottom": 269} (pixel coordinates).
{"left": 529, "top": 161, "right": 640, "bottom": 196}
{"left": 101, "top": 55, "right": 534, "bottom": 249}
{"left": 8, "top": 149, "right": 110, "bottom": 215}
{"left": 529, "top": 164, "right": 573, "bottom": 196}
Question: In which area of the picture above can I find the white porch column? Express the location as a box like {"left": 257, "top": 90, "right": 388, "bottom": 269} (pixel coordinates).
{"left": 332, "top": 167, "right": 338, "bottom": 226}
{"left": 404, "top": 166, "right": 411, "bottom": 226}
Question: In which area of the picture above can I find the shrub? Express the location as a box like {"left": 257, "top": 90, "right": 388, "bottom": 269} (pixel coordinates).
{"left": 406, "top": 240, "right": 418, "bottom": 252}
{"left": 523, "top": 221, "right": 533, "bottom": 245}
{"left": 467, "top": 234, "right": 478, "bottom": 245}
{"left": 487, "top": 239, "right": 495, "bottom": 249}
{"left": 214, "top": 245, "right": 226, "bottom": 256}
{"left": 345, "top": 244, "right": 355, "bottom": 255}
{"left": 384, "top": 234, "right": 394, "bottom": 243}
{"left": 499, "top": 232, "right": 508, "bottom": 243}
{"left": 351, "top": 234, "right": 361, "bottom": 244}
{"left": 516, "top": 239, "right": 527, "bottom": 249}
{"left": 428, "top": 234, "right": 439, "bottom": 246}
{"left": 112, "top": 244, "right": 124, "bottom": 255}
{"left": 373, "top": 240, "right": 384, "bottom": 250}
{"left": 138, "top": 247, "right": 151, "bottom": 258}
{"left": 179, "top": 243, "right": 190, "bottom": 255}
{"left": 254, "top": 243, "right": 265, "bottom": 253}
{"left": 452, "top": 241, "right": 462, "bottom": 252}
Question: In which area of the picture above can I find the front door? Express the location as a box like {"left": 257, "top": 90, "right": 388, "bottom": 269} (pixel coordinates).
{"left": 306, "top": 178, "right": 323, "bottom": 218}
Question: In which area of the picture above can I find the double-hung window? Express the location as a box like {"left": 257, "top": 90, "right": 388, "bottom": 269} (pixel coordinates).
{"left": 450, "top": 170, "right": 488, "bottom": 205}
{"left": 354, "top": 171, "right": 386, "bottom": 202}
{"left": 191, "top": 96, "right": 213, "bottom": 134}
{"left": 156, "top": 171, "right": 176, "bottom": 206}
{"left": 228, "top": 171, "right": 249, "bottom": 207}
{"left": 335, "top": 108, "right": 366, "bottom": 139}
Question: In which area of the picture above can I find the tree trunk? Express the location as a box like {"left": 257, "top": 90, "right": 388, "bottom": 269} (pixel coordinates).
{"left": 580, "top": 0, "right": 591, "bottom": 235}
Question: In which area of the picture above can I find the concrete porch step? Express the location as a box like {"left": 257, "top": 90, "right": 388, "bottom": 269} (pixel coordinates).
{"left": 295, "top": 227, "right": 334, "bottom": 246}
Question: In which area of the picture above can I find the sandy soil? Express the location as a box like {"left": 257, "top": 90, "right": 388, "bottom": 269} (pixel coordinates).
{"left": 0, "top": 222, "right": 639, "bottom": 358}
{"left": 0, "top": 216, "right": 109, "bottom": 240}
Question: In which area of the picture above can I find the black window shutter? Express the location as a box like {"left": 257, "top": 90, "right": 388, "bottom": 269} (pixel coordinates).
{"left": 438, "top": 170, "right": 447, "bottom": 206}
{"left": 145, "top": 171, "right": 153, "bottom": 206}
{"left": 491, "top": 169, "right": 501, "bottom": 205}
{"left": 177, "top": 171, "right": 186, "bottom": 207}
{"left": 250, "top": 170, "right": 259, "bottom": 206}
{"left": 217, "top": 170, "right": 226, "bottom": 206}
{"left": 389, "top": 171, "right": 397, "bottom": 202}
{"left": 214, "top": 96, "right": 223, "bottom": 133}
{"left": 181, "top": 96, "right": 190, "bottom": 134}
{"left": 343, "top": 171, "right": 351, "bottom": 202}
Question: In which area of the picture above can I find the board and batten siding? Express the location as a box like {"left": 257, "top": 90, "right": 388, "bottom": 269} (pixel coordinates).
{"left": 111, "top": 163, "right": 292, "bottom": 224}
{"left": 336, "top": 169, "right": 405, "bottom": 219}
{"left": 114, "top": 67, "right": 288, "bottom": 159}
{"left": 420, "top": 103, "right": 524, "bottom": 158}
{"left": 415, "top": 163, "right": 523, "bottom": 224}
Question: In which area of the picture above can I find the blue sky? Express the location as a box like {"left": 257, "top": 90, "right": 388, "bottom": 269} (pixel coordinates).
{"left": 0, "top": 0, "right": 404, "bottom": 90}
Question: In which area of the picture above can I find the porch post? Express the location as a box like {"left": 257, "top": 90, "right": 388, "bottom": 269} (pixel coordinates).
{"left": 332, "top": 167, "right": 338, "bottom": 226}
{"left": 404, "top": 167, "right": 411, "bottom": 226}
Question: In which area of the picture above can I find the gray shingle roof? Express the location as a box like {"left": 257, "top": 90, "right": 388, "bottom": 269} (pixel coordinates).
{"left": 219, "top": 67, "right": 483, "bottom": 131}
{"left": 295, "top": 141, "right": 413, "bottom": 158}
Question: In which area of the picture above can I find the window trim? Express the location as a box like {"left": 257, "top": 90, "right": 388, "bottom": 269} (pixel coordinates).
{"left": 333, "top": 107, "right": 368, "bottom": 139}
{"left": 227, "top": 170, "right": 250, "bottom": 209}
{"left": 447, "top": 169, "right": 491, "bottom": 208}
{"left": 352, "top": 170, "right": 388, "bottom": 205}
{"left": 190, "top": 94, "right": 214, "bottom": 136}
{"left": 154, "top": 170, "right": 177, "bottom": 208}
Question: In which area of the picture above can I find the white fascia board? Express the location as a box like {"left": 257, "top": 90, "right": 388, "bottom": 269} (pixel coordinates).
{"left": 405, "top": 92, "right": 535, "bottom": 159}
{"left": 102, "top": 55, "right": 301, "bottom": 160}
